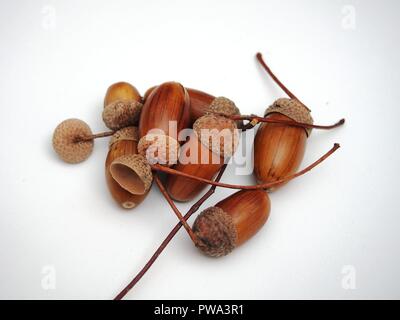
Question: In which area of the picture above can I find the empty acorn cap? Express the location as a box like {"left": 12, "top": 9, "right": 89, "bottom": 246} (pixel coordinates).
{"left": 102, "top": 100, "right": 143, "bottom": 130}
{"left": 193, "top": 206, "right": 238, "bottom": 257}
{"left": 137, "top": 133, "right": 180, "bottom": 166}
{"left": 52, "top": 118, "right": 94, "bottom": 164}
{"left": 193, "top": 114, "right": 239, "bottom": 159}
{"left": 110, "top": 154, "right": 152, "bottom": 195}
{"left": 265, "top": 98, "right": 314, "bottom": 136}
{"left": 109, "top": 126, "right": 139, "bottom": 148}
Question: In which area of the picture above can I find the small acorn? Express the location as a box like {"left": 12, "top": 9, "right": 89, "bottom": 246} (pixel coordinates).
{"left": 52, "top": 118, "right": 94, "bottom": 164}
{"left": 193, "top": 189, "right": 271, "bottom": 257}
{"left": 138, "top": 82, "right": 191, "bottom": 166}
{"left": 105, "top": 126, "right": 151, "bottom": 208}
{"left": 103, "top": 82, "right": 143, "bottom": 130}
{"left": 166, "top": 113, "right": 239, "bottom": 202}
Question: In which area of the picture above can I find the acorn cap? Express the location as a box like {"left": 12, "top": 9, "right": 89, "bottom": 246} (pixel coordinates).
{"left": 193, "top": 114, "right": 239, "bottom": 159}
{"left": 137, "top": 133, "right": 180, "bottom": 166}
{"left": 193, "top": 206, "right": 238, "bottom": 257}
{"left": 52, "top": 118, "right": 94, "bottom": 164}
{"left": 265, "top": 98, "right": 314, "bottom": 136}
{"left": 110, "top": 154, "right": 152, "bottom": 195}
{"left": 102, "top": 100, "right": 143, "bottom": 130}
{"left": 109, "top": 126, "right": 139, "bottom": 148}
{"left": 207, "top": 97, "right": 240, "bottom": 116}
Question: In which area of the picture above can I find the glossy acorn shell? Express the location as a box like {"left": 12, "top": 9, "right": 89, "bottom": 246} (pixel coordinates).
{"left": 104, "top": 82, "right": 141, "bottom": 106}
{"left": 217, "top": 189, "right": 271, "bottom": 246}
{"left": 139, "top": 82, "right": 190, "bottom": 139}
{"left": 253, "top": 112, "right": 307, "bottom": 191}
{"left": 186, "top": 88, "right": 215, "bottom": 124}
{"left": 143, "top": 86, "right": 215, "bottom": 126}
{"left": 166, "top": 131, "right": 224, "bottom": 202}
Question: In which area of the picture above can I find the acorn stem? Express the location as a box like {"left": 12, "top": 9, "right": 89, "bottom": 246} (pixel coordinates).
{"left": 114, "top": 165, "right": 228, "bottom": 300}
{"left": 154, "top": 174, "right": 198, "bottom": 244}
{"left": 77, "top": 131, "right": 115, "bottom": 142}
{"left": 225, "top": 114, "right": 345, "bottom": 130}
{"left": 256, "top": 52, "right": 311, "bottom": 112}
{"left": 151, "top": 143, "right": 340, "bottom": 190}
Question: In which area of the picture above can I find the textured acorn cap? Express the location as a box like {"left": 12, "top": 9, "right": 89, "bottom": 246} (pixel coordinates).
{"left": 52, "top": 118, "right": 94, "bottom": 164}
{"left": 110, "top": 154, "right": 152, "bottom": 195}
{"left": 137, "top": 133, "right": 180, "bottom": 166}
{"left": 102, "top": 100, "right": 143, "bottom": 130}
{"left": 207, "top": 97, "right": 240, "bottom": 116}
{"left": 265, "top": 98, "right": 314, "bottom": 136}
{"left": 193, "top": 207, "right": 238, "bottom": 257}
{"left": 109, "top": 126, "right": 139, "bottom": 148}
{"left": 193, "top": 114, "right": 239, "bottom": 159}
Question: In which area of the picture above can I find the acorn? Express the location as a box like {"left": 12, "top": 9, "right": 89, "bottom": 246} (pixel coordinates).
{"left": 138, "top": 82, "right": 191, "bottom": 166}
{"left": 193, "top": 189, "right": 271, "bottom": 257}
{"left": 253, "top": 53, "right": 316, "bottom": 191}
{"left": 144, "top": 86, "right": 241, "bottom": 126}
{"left": 166, "top": 113, "right": 239, "bottom": 202}
{"left": 105, "top": 126, "right": 151, "bottom": 208}
{"left": 102, "top": 82, "right": 143, "bottom": 130}
{"left": 253, "top": 98, "right": 313, "bottom": 191}
{"left": 52, "top": 118, "right": 94, "bottom": 164}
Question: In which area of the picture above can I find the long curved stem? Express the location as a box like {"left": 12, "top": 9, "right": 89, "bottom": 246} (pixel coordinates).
{"left": 256, "top": 52, "right": 310, "bottom": 111}
{"left": 152, "top": 143, "right": 340, "bottom": 190}
{"left": 154, "top": 175, "right": 198, "bottom": 244}
{"left": 224, "top": 114, "right": 345, "bottom": 130}
{"left": 114, "top": 165, "right": 228, "bottom": 300}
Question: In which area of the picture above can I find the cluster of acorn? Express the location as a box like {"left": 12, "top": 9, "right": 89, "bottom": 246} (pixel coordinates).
{"left": 52, "top": 53, "right": 344, "bottom": 298}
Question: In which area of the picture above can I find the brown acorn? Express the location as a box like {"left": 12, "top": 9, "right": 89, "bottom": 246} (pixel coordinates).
{"left": 166, "top": 113, "right": 239, "bottom": 202}
{"left": 254, "top": 104, "right": 312, "bottom": 192}
{"left": 105, "top": 127, "right": 151, "bottom": 209}
{"left": 138, "top": 82, "right": 191, "bottom": 166}
{"left": 103, "top": 82, "right": 143, "bottom": 130}
{"left": 193, "top": 189, "right": 271, "bottom": 257}
{"left": 253, "top": 53, "right": 319, "bottom": 191}
{"left": 144, "top": 86, "right": 240, "bottom": 126}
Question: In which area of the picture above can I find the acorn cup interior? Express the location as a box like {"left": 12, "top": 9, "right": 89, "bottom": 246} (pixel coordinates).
{"left": 109, "top": 154, "right": 152, "bottom": 196}
{"left": 110, "top": 163, "right": 146, "bottom": 195}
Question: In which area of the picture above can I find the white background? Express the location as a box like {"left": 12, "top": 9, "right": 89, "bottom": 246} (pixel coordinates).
{"left": 0, "top": 0, "right": 399, "bottom": 299}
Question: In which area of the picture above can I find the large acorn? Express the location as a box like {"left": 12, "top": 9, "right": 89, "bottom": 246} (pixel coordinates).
{"left": 144, "top": 86, "right": 240, "bottom": 126}
{"left": 138, "top": 82, "right": 191, "bottom": 166}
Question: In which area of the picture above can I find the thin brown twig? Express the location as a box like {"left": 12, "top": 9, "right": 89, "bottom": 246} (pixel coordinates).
{"left": 256, "top": 52, "right": 311, "bottom": 112}
{"left": 154, "top": 174, "right": 198, "bottom": 244}
{"left": 152, "top": 143, "right": 340, "bottom": 190}
{"left": 114, "top": 165, "right": 228, "bottom": 300}
{"left": 77, "top": 131, "right": 115, "bottom": 142}
{"left": 227, "top": 114, "right": 345, "bottom": 130}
